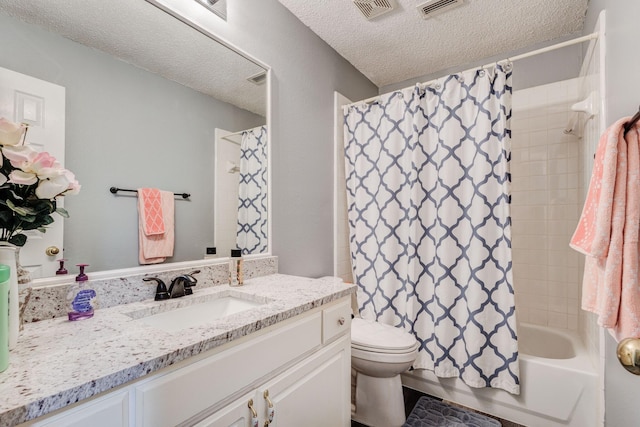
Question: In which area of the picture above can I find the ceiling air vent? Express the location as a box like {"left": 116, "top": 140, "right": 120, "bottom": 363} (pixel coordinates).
{"left": 194, "top": 0, "right": 227, "bottom": 20}
{"left": 247, "top": 71, "right": 267, "bottom": 86}
{"left": 352, "top": 0, "right": 397, "bottom": 21}
{"left": 417, "top": 0, "right": 464, "bottom": 19}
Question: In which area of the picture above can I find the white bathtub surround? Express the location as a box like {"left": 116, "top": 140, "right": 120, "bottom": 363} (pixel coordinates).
{"left": 510, "top": 78, "right": 582, "bottom": 331}
{"left": 344, "top": 64, "right": 519, "bottom": 393}
{"left": 21, "top": 256, "right": 278, "bottom": 323}
{"left": 0, "top": 273, "right": 355, "bottom": 425}
{"left": 403, "top": 323, "right": 597, "bottom": 427}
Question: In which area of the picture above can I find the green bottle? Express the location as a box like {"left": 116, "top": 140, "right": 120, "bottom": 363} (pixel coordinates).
{"left": 0, "top": 264, "right": 10, "bottom": 372}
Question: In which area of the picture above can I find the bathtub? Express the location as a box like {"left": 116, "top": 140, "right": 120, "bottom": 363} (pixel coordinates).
{"left": 402, "top": 323, "right": 599, "bottom": 427}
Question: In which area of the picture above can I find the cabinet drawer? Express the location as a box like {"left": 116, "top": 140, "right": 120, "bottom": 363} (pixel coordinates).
{"left": 136, "top": 312, "right": 322, "bottom": 427}
{"left": 322, "top": 298, "right": 352, "bottom": 343}
{"left": 23, "top": 391, "right": 129, "bottom": 427}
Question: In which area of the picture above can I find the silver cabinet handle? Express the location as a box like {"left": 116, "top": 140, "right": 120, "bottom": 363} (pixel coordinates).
{"left": 617, "top": 338, "right": 640, "bottom": 375}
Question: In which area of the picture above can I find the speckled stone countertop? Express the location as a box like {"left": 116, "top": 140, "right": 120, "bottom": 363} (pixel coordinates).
{"left": 0, "top": 274, "right": 355, "bottom": 426}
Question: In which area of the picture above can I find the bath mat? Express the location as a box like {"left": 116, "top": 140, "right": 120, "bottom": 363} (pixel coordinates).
{"left": 403, "top": 396, "right": 501, "bottom": 427}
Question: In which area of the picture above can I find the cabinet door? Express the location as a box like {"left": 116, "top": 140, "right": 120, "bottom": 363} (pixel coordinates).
{"left": 261, "top": 336, "right": 350, "bottom": 427}
{"left": 136, "top": 312, "right": 321, "bottom": 427}
{"left": 192, "top": 392, "right": 258, "bottom": 427}
{"left": 24, "top": 391, "right": 129, "bottom": 427}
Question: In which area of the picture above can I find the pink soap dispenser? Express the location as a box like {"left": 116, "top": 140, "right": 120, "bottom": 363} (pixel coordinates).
{"left": 67, "top": 264, "right": 96, "bottom": 321}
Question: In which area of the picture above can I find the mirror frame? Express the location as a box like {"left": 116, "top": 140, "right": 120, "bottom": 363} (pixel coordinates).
{"left": 31, "top": 0, "right": 272, "bottom": 287}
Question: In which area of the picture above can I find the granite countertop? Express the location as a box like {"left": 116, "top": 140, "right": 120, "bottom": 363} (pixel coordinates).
{"left": 0, "top": 274, "right": 355, "bottom": 426}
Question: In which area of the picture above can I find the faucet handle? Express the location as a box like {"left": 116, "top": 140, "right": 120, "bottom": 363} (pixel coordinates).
{"left": 182, "top": 270, "right": 200, "bottom": 295}
{"left": 186, "top": 270, "right": 200, "bottom": 284}
{"left": 143, "top": 277, "right": 170, "bottom": 301}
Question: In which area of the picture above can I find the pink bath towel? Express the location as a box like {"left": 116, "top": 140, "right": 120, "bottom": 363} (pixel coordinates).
{"left": 570, "top": 118, "right": 640, "bottom": 341}
{"left": 138, "top": 188, "right": 165, "bottom": 235}
{"left": 138, "top": 190, "right": 175, "bottom": 265}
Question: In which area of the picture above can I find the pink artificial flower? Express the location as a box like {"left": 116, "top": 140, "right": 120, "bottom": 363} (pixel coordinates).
{"left": 2, "top": 145, "right": 37, "bottom": 169}
{"left": 62, "top": 170, "right": 81, "bottom": 196}
{"left": 0, "top": 118, "right": 27, "bottom": 146}
{"left": 36, "top": 171, "right": 75, "bottom": 199}
{"left": 3, "top": 146, "right": 65, "bottom": 189}
{"left": 8, "top": 170, "right": 37, "bottom": 185}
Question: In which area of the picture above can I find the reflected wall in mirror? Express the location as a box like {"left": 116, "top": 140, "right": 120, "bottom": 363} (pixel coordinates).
{"left": 0, "top": 0, "right": 269, "bottom": 278}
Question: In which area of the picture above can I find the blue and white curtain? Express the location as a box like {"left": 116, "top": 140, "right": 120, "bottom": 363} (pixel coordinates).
{"left": 236, "top": 125, "right": 268, "bottom": 254}
{"left": 344, "top": 63, "right": 519, "bottom": 394}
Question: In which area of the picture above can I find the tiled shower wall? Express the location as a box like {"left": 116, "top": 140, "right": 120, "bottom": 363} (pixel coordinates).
{"left": 511, "top": 78, "right": 582, "bottom": 330}
{"left": 214, "top": 134, "right": 241, "bottom": 258}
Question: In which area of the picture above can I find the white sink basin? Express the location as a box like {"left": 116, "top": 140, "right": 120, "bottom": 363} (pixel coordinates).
{"left": 126, "top": 293, "right": 265, "bottom": 332}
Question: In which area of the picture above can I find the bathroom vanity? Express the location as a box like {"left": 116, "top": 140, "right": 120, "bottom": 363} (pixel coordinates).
{"left": 0, "top": 274, "right": 355, "bottom": 427}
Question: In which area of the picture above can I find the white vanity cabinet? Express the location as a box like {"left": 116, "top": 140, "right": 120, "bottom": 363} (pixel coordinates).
{"left": 20, "top": 296, "right": 352, "bottom": 427}
{"left": 195, "top": 336, "right": 350, "bottom": 427}
{"left": 257, "top": 337, "right": 350, "bottom": 426}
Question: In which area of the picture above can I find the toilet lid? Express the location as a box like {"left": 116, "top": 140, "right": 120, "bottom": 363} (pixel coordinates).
{"left": 351, "top": 318, "right": 418, "bottom": 353}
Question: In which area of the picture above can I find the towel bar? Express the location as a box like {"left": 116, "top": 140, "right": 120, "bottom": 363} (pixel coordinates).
{"left": 109, "top": 187, "right": 190, "bottom": 199}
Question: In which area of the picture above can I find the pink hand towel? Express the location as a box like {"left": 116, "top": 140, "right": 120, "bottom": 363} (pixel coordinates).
{"left": 138, "top": 190, "right": 175, "bottom": 265}
{"left": 138, "top": 188, "right": 165, "bottom": 236}
{"left": 571, "top": 118, "right": 640, "bottom": 340}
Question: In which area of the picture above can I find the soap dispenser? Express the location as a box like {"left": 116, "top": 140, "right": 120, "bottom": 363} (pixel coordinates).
{"left": 56, "top": 259, "right": 68, "bottom": 275}
{"left": 229, "top": 249, "right": 243, "bottom": 286}
{"left": 67, "top": 264, "right": 96, "bottom": 321}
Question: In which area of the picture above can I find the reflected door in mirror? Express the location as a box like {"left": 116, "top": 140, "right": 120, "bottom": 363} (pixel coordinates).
{"left": 0, "top": 66, "right": 66, "bottom": 278}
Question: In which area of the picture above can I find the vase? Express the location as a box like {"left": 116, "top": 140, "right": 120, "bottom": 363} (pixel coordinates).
{"left": 15, "top": 247, "right": 31, "bottom": 286}
{"left": 0, "top": 243, "right": 20, "bottom": 349}
{"left": 15, "top": 247, "right": 31, "bottom": 333}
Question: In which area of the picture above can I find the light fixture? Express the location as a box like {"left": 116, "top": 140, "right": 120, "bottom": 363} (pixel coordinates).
{"left": 195, "top": 0, "right": 227, "bottom": 21}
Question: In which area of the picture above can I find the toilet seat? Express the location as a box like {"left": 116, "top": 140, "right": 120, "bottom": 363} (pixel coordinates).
{"left": 351, "top": 318, "right": 418, "bottom": 354}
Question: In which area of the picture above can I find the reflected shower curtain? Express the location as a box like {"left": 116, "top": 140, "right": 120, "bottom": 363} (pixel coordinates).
{"left": 236, "top": 125, "right": 268, "bottom": 254}
{"left": 343, "top": 64, "right": 519, "bottom": 393}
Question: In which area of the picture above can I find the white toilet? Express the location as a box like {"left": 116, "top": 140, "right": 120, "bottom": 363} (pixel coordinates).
{"left": 350, "top": 317, "right": 419, "bottom": 427}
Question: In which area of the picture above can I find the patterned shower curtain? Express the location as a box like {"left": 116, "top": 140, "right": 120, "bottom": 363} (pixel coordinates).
{"left": 236, "top": 125, "right": 268, "bottom": 254}
{"left": 343, "top": 63, "right": 519, "bottom": 394}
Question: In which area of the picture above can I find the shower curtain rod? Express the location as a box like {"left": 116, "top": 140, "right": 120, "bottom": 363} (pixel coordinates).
{"left": 220, "top": 135, "right": 243, "bottom": 145}
{"left": 343, "top": 32, "right": 599, "bottom": 110}
{"left": 221, "top": 130, "right": 244, "bottom": 145}
{"left": 220, "top": 125, "right": 265, "bottom": 144}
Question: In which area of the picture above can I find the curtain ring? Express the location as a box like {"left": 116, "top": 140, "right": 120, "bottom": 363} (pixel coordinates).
{"left": 435, "top": 83, "right": 442, "bottom": 90}
{"left": 478, "top": 69, "right": 486, "bottom": 77}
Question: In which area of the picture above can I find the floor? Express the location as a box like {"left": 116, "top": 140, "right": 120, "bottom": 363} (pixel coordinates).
{"left": 351, "top": 387, "right": 526, "bottom": 427}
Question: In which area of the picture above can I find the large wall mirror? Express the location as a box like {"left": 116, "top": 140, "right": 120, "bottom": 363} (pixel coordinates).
{"left": 0, "top": 0, "right": 269, "bottom": 279}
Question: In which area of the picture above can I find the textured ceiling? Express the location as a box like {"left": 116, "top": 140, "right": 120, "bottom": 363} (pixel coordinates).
{"left": 278, "top": 0, "right": 588, "bottom": 87}
{"left": 0, "top": 0, "right": 267, "bottom": 116}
